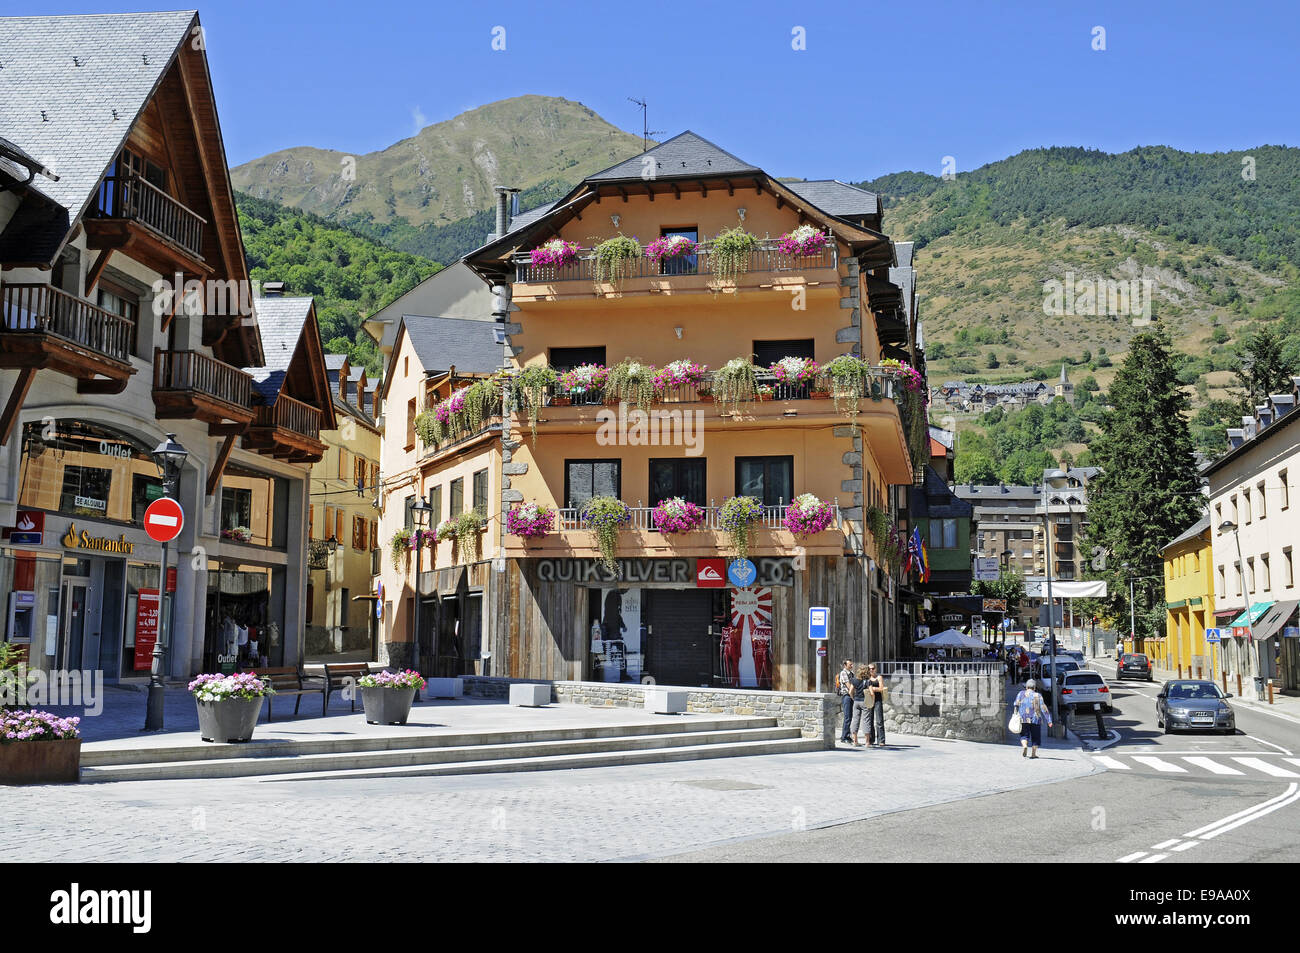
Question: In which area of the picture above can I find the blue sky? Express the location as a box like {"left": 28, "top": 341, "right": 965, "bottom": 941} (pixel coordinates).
{"left": 15, "top": 0, "right": 1300, "bottom": 179}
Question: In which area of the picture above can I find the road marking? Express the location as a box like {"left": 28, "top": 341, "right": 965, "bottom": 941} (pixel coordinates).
{"left": 1152, "top": 838, "right": 1182, "bottom": 849}
{"left": 1247, "top": 735, "right": 1294, "bottom": 756}
{"left": 1231, "top": 757, "right": 1300, "bottom": 778}
{"left": 1183, "top": 783, "right": 1300, "bottom": 840}
{"left": 1117, "top": 851, "right": 1147, "bottom": 863}
{"left": 1287, "top": 759, "right": 1300, "bottom": 771}
{"left": 1138, "top": 853, "right": 1168, "bottom": 863}
{"left": 1183, "top": 756, "right": 1244, "bottom": 775}
{"left": 1132, "top": 756, "right": 1187, "bottom": 773}
{"left": 1170, "top": 840, "right": 1200, "bottom": 852}
{"left": 1093, "top": 755, "right": 1129, "bottom": 770}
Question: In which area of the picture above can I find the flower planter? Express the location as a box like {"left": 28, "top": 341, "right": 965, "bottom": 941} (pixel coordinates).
{"left": 697, "top": 394, "right": 715, "bottom": 403}
{"left": 196, "top": 697, "right": 264, "bottom": 743}
{"left": 0, "top": 738, "right": 81, "bottom": 784}
{"left": 757, "top": 393, "right": 773, "bottom": 402}
{"left": 361, "top": 686, "right": 418, "bottom": 725}
{"left": 551, "top": 395, "right": 572, "bottom": 406}
{"left": 809, "top": 390, "right": 831, "bottom": 400}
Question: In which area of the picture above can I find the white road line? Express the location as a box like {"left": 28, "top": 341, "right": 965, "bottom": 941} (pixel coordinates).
{"left": 1246, "top": 735, "right": 1294, "bottom": 756}
{"left": 1138, "top": 853, "right": 1169, "bottom": 863}
{"left": 1286, "top": 759, "right": 1300, "bottom": 771}
{"left": 1232, "top": 757, "right": 1300, "bottom": 778}
{"left": 1093, "top": 755, "right": 1129, "bottom": 769}
{"left": 1183, "top": 783, "right": 1300, "bottom": 839}
{"left": 1152, "top": 838, "right": 1182, "bottom": 850}
{"left": 1132, "top": 756, "right": 1187, "bottom": 773}
{"left": 1183, "top": 756, "right": 1244, "bottom": 775}
{"left": 1170, "top": 841, "right": 1200, "bottom": 852}
{"left": 1197, "top": 785, "right": 1300, "bottom": 840}
{"left": 1117, "top": 851, "right": 1147, "bottom": 863}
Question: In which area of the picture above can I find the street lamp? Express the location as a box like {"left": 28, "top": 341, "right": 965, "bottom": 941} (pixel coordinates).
{"left": 411, "top": 496, "right": 433, "bottom": 672}
{"left": 144, "top": 433, "right": 187, "bottom": 732}
{"left": 324, "top": 535, "right": 339, "bottom": 651}
{"left": 1042, "top": 468, "right": 1068, "bottom": 733}
{"left": 1218, "top": 520, "right": 1260, "bottom": 696}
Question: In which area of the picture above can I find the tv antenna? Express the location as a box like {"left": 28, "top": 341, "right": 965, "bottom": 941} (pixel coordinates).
{"left": 628, "top": 97, "right": 665, "bottom": 152}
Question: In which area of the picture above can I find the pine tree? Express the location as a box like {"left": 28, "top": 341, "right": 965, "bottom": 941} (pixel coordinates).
{"left": 1083, "top": 327, "right": 1203, "bottom": 647}
{"left": 1232, "top": 327, "right": 1293, "bottom": 418}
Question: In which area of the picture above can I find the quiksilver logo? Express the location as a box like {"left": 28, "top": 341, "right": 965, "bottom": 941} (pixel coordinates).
{"left": 699, "top": 566, "right": 722, "bottom": 581}
{"left": 49, "top": 883, "right": 151, "bottom": 933}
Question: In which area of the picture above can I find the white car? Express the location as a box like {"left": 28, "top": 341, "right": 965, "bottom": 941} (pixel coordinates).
{"left": 1039, "top": 660, "right": 1081, "bottom": 699}
{"left": 1059, "top": 669, "right": 1113, "bottom": 713}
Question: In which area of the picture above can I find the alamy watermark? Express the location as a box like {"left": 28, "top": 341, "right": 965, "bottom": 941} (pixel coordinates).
{"left": 1042, "top": 272, "right": 1154, "bottom": 326}
{"left": 1, "top": 666, "right": 103, "bottom": 715}
{"left": 595, "top": 401, "right": 704, "bottom": 456}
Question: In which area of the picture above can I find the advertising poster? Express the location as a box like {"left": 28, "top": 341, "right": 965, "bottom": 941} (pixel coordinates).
{"left": 595, "top": 587, "right": 642, "bottom": 682}
{"left": 133, "top": 589, "right": 160, "bottom": 671}
{"left": 724, "top": 587, "right": 773, "bottom": 688}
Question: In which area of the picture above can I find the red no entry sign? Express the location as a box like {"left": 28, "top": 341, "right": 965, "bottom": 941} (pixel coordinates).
{"left": 143, "top": 497, "right": 184, "bottom": 543}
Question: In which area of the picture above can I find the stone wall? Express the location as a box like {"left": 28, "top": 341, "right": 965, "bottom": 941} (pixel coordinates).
{"left": 881, "top": 673, "right": 1005, "bottom": 743}
{"left": 461, "top": 676, "right": 839, "bottom": 746}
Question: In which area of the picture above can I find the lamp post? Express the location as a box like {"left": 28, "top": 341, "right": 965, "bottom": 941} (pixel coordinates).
{"left": 1218, "top": 520, "right": 1260, "bottom": 696}
{"left": 325, "top": 535, "right": 338, "bottom": 652}
{"left": 1122, "top": 562, "right": 1135, "bottom": 653}
{"left": 1042, "top": 468, "right": 1068, "bottom": 733}
{"left": 411, "top": 496, "right": 433, "bottom": 672}
{"left": 1000, "top": 549, "right": 1013, "bottom": 646}
{"left": 144, "top": 433, "right": 188, "bottom": 732}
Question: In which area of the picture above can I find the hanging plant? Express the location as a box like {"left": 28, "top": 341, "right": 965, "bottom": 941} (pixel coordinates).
{"left": 460, "top": 377, "right": 503, "bottom": 435}
{"left": 708, "top": 227, "right": 759, "bottom": 289}
{"left": 606, "top": 358, "right": 660, "bottom": 413}
{"left": 580, "top": 496, "right": 631, "bottom": 574}
{"left": 652, "top": 497, "right": 706, "bottom": 535}
{"left": 653, "top": 359, "right": 709, "bottom": 391}
{"left": 514, "top": 364, "right": 559, "bottom": 444}
{"left": 434, "top": 519, "right": 457, "bottom": 543}
{"left": 769, "top": 356, "right": 820, "bottom": 386}
{"left": 506, "top": 502, "right": 555, "bottom": 539}
{"left": 453, "top": 511, "right": 484, "bottom": 562}
{"left": 592, "top": 235, "right": 642, "bottom": 291}
{"left": 821, "top": 354, "right": 871, "bottom": 416}
{"left": 390, "top": 528, "right": 413, "bottom": 570}
{"left": 784, "top": 493, "right": 836, "bottom": 538}
{"left": 530, "top": 238, "right": 581, "bottom": 269}
{"left": 776, "top": 224, "right": 831, "bottom": 257}
{"left": 714, "top": 357, "right": 759, "bottom": 415}
{"left": 865, "top": 506, "right": 903, "bottom": 573}
{"left": 644, "top": 234, "right": 697, "bottom": 264}
{"left": 559, "top": 362, "right": 609, "bottom": 399}
{"left": 719, "top": 495, "right": 765, "bottom": 560}
{"left": 879, "top": 357, "right": 925, "bottom": 394}
{"left": 899, "top": 385, "right": 930, "bottom": 477}
{"left": 414, "top": 409, "right": 445, "bottom": 447}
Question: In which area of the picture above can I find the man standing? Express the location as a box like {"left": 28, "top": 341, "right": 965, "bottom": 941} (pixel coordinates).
{"left": 838, "top": 658, "right": 854, "bottom": 744}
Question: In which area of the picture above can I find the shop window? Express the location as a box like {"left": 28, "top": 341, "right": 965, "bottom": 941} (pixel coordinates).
{"left": 472, "top": 469, "right": 489, "bottom": 516}
{"left": 450, "top": 477, "right": 464, "bottom": 516}
{"left": 650, "top": 458, "right": 706, "bottom": 506}
{"left": 565, "top": 460, "right": 621, "bottom": 508}
{"left": 18, "top": 420, "right": 163, "bottom": 525}
{"left": 735, "top": 456, "right": 793, "bottom": 508}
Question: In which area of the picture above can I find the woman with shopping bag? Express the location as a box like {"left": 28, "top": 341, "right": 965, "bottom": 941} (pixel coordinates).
{"left": 1010, "top": 678, "right": 1052, "bottom": 758}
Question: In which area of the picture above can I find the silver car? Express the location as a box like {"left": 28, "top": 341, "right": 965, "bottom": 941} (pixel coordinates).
{"left": 1156, "top": 680, "right": 1236, "bottom": 734}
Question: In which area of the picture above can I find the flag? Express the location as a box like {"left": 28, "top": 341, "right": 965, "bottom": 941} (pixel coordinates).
{"left": 910, "top": 527, "right": 929, "bottom": 581}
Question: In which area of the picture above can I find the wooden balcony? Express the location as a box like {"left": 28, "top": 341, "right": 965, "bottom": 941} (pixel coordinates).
{"left": 0, "top": 283, "right": 136, "bottom": 391}
{"left": 86, "top": 172, "right": 209, "bottom": 274}
{"left": 152, "top": 348, "right": 255, "bottom": 430}
{"left": 245, "top": 393, "right": 327, "bottom": 462}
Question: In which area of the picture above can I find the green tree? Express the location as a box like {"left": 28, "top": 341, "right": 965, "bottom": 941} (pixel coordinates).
{"left": 1082, "top": 327, "right": 1203, "bottom": 648}
{"left": 1232, "top": 326, "right": 1293, "bottom": 417}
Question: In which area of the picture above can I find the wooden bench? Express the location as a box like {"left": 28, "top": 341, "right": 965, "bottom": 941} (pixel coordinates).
{"left": 256, "top": 667, "right": 326, "bottom": 720}
{"left": 323, "top": 662, "right": 374, "bottom": 713}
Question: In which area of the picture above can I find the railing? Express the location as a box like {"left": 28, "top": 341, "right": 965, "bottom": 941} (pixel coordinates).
{"left": 555, "top": 500, "right": 841, "bottom": 533}
{"left": 533, "top": 367, "right": 900, "bottom": 408}
{"left": 877, "top": 661, "right": 1004, "bottom": 677}
{"left": 94, "top": 172, "right": 206, "bottom": 259}
{"left": 1, "top": 283, "right": 133, "bottom": 362}
{"left": 256, "top": 393, "right": 322, "bottom": 440}
{"left": 153, "top": 348, "right": 252, "bottom": 409}
{"left": 512, "top": 236, "right": 838, "bottom": 284}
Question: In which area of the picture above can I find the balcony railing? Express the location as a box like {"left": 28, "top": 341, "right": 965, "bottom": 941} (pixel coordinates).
{"left": 94, "top": 172, "right": 206, "bottom": 259}
{"left": 1, "top": 283, "right": 133, "bottom": 362}
{"left": 533, "top": 367, "right": 900, "bottom": 408}
{"left": 512, "top": 236, "right": 837, "bottom": 285}
{"left": 554, "top": 500, "right": 841, "bottom": 534}
{"left": 153, "top": 348, "right": 252, "bottom": 409}
{"left": 256, "top": 393, "right": 322, "bottom": 441}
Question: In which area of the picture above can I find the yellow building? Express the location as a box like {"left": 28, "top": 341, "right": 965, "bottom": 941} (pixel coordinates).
{"left": 1161, "top": 515, "right": 1217, "bottom": 678}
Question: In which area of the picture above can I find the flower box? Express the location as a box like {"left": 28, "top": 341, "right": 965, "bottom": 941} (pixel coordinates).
{"left": 196, "top": 697, "right": 264, "bottom": 743}
{"left": 0, "top": 737, "right": 81, "bottom": 784}
{"left": 810, "top": 390, "right": 831, "bottom": 399}
{"left": 361, "top": 686, "right": 418, "bottom": 725}
{"left": 551, "top": 395, "right": 572, "bottom": 406}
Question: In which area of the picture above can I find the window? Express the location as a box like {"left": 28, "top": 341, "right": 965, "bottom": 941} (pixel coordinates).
{"left": 564, "top": 460, "right": 620, "bottom": 509}
{"left": 308, "top": 505, "right": 315, "bottom": 540}
{"left": 1217, "top": 565, "right": 1226, "bottom": 599}
{"left": 1284, "top": 548, "right": 1294, "bottom": 588}
{"left": 752, "top": 339, "right": 815, "bottom": 366}
{"left": 1282, "top": 471, "right": 1290, "bottom": 510}
{"left": 429, "top": 485, "right": 442, "bottom": 525}
{"left": 450, "top": 477, "right": 464, "bottom": 516}
{"left": 549, "top": 346, "right": 607, "bottom": 372}
{"left": 472, "top": 469, "right": 489, "bottom": 516}
{"left": 325, "top": 505, "right": 336, "bottom": 541}
{"left": 1257, "top": 481, "right": 1267, "bottom": 519}
{"left": 337, "top": 448, "right": 349, "bottom": 481}
{"left": 352, "top": 515, "right": 368, "bottom": 551}
{"left": 735, "top": 456, "right": 794, "bottom": 508}
{"left": 97, "top": 281, "right": 140, "bottom": 355}
{"left": 1247, "top": 557, "right": 1255, "bottom": 593}
{"left": 1261, "top": 554, "right": 1271, "bottom": 591}
{"left": 221, "top": 486, "right": 252, "bottom": 533}
{"left": 355, "top": 456, "right": 368, "bottom": 490}
{"left": 1215, "top": 502, "right": 1223, "bottom": 531}
{"left": 336, "top": 508, "right": 344, "bottom": 545}
{"left": 1242, "top": 489, "right": 1252, "bottom": 523}
{"left": 1234, "top": 561, "right": 1243, "bottom": 597}
{"left": 403, "top": 496, "right": 415, "bottom": 531}
{"left": 657, "top": 227, "right": 698, "bottom": 276}
{"left": 928, "top": 518, "right": 958, "bottom": 550}
{"left": 649, "top": 458, "right": 706, "bottom": 506}
{"left": 1230, "top": 495, "right": 1238, "bottom": 524}
{"left": 406, "top": 398, "right": 417, "bottom": 450}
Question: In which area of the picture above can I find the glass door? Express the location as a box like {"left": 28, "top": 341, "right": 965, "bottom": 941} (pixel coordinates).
{"left": 58, "top": 581, "right": 89, "bottom": 671}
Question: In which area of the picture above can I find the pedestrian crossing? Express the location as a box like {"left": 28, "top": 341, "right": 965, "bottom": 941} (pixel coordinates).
{"left": 1092, "top": 753, "right": 1300, "bottom": 780}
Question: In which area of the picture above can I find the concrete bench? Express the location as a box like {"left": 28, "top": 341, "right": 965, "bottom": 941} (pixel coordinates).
{"left": 426, "top": 677, "right": 464, "bottom": 699}
{"left": 644, "top": 687, "right": 689, "bottom": 714}
{"left": 509, "top": 683, "right": 551, "bottom": 707}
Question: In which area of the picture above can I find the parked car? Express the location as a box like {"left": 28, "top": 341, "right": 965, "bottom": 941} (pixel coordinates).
{"left": 1039, "top": 660, "right": 1081, "bottom": 699}
{"left": 1156, "top": 680, "right": 1236, "bottom": 734}
{"left": 1059, "top": 669, "right": 1113, "bottom": 713}
{"left": 1117, "top": 653, "right": 1154, "bottom": 681}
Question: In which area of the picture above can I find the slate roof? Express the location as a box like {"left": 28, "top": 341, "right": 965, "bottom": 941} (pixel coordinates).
{"left": 324, "top": 354, "right": 348, "bottom": 371}
{"left": 955, "top": 483, "right": 1042, "bottom": 502}
{"left": 505, "top": 201, "right": 557, "bottom": 235}
{"left": 0, "top": 11, "right": 198, "bottom": 263}
{"left": 403, "top": 315, "right": 501, "bottom": 375}
{"left": 585, "top": 131, "right": 760, "bottom": 182}
{"left": 1163, "top": 514, "right": 1210, "bottom": 553}
{"left": 245, "top": 296, "right": 311, "bottom": 401}
{"left": 784, "top": 179, "right": 879, "bottom": 217}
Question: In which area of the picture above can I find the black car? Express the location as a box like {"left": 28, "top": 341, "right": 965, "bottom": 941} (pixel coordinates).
{"left": 1117, "top": 652, "right": 1153, "bottom": 681}
{"left": 1156, "top": 680, "right": 1236, "bottom": 734}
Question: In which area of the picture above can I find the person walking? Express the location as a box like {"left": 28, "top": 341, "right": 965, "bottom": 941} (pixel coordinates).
{"left": 864, "top": 662, "right": 886, "bottom": 746}
{"left": 847, "top": 664, "right": 870, "bottom": 746}
{"left": 1012, "top": 678, "right": 1052, "bottom": 758}
{"left": 837, "top": 659, "right": 854, "bottom": 745}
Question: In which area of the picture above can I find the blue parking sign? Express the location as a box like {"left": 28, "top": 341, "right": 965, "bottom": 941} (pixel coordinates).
{"left": 809, "top": 606, "right": 829, "bottom": 640}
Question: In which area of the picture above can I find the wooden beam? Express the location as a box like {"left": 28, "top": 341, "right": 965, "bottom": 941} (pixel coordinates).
{"left": 671, "top": 183, "right": 680, "bottom": 199}
{"left": 206, "top": 433, "right": 237, "bottom": 496}
{"left": 84, "top": 248, "right": 114, "bottom": 295}
{"left": 728, "top": 182, "right": 735, "bottom": 197}
{"left": 618, "top": 187, "right": 628, "bottom": 203}
{"left": 207, "top": 422, "right": 248, "bottom": 436}
{"left": 776, "top": 196, "right": 784, "bottom": 210}
{"left": 700, "top": 181, "right": 708, "bottom": 197}
{"left": 76, "top": 377, "right": 130, "bottom": 396}
{"left": 0, "top": 367, "right": 36, "bottom": 446}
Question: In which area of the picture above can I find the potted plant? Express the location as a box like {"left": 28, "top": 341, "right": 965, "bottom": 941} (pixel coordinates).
{"left": 708, "top": 226, "right": 759, "bottom": 289}
{"left": 559, "top": 363, "right": 608, "bottom": 404}
{"left": 514, "top": 364, "right": 559, "bottom": 443}
{"left": 453, "top": 510, "right": 486, "bottom": 562}
{"left": 221, "top": 526, "right": 253, "bottom": 543}
{"left": 390, "top": 528, "right": 413, "bottom": 570}
{"left": 654, "top": 359, "right": 709, "bottom": 398}
{"left": 865, "top": 505, "right": 904, "bottom": 573}
{"left": 580, "top": 496, "right": 631, "bottom": 574}
{"left": 784, "top": 492, "right": 836, "bottom": 538}
{"left": 506, "top": 502, "right": 556, "bottom": 539}
{"left": 821, "top": 353, "right": 871, "bottom": 415}
{"left": 605, "top": 358, "right": 659, "bottom": 413}
{"left": 770, "top": 356, "right": 821, "bottom": 397}
{"left": 0, "top": 709, "right": 81, "bottom": 785}
{"left": 644, "top": 233, "right": 697, "bottom": 268}
{"left": 696, "top": 380, "right": 715, "bottom": 403}
{"left": 652, "top": 497, "right": 706, "bottom": 535}
{"left": 719, "top": 495, "right": 765, "bottom": 560}
{"left": 756, "top": 384, "right": 775, "bottom": 401}
{"left": 435, "top": 518, "right": 457, "bottom": 543}
{"left": 714, "top": 357, "right": 759, "bottom": 414}
{"left": 189, "top": 672, "right": 274, "bottom": 743}
{"left": 776, "top": 224, "right": 831, "bottom": 257}
{"left": 358, "top": 668, "right": 426, "bottom": 725}
{"left": 530, "top": 238, "right": 581, "bottom": 269}
{"left": 592, "top": 235, "right": 642, "bottom": 292}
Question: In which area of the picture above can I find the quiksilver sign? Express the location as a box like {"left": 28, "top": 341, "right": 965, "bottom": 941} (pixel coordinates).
{"left": 61, "top": 523, "right": 136, "bottom": 555}
{"left": 535, "top": 557, "right": 795, "bottom": 587}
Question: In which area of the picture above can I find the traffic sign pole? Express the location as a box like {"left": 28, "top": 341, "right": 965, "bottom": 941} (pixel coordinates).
{"left": 143, "top": 496, "right": 184, "bottom": 732}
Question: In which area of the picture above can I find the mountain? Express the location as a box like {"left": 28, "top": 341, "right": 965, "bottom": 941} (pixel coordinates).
{"left": 232, "top": 95, "right": 647, "bottom": 258}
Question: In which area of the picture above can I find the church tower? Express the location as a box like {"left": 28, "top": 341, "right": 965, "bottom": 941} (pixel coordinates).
{"left": 1055, "top": 362, "right": 1074, "bottom": 400}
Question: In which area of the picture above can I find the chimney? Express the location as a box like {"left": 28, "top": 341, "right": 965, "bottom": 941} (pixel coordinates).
{"left": 493, "top": 186, "right": 519, "bottom": 241}
{"left": 262, "top": 280, "right": 285, "bottom": 297}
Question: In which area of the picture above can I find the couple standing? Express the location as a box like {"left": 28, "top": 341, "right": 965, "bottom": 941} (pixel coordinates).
{"left": 838, "top": 659, "right": 886, "bottom": 747}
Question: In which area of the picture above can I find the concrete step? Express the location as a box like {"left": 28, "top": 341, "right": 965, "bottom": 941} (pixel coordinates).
{"left": 80, "top": 725, "right": 812, "bottom": 782}
{"left": 81, "top": 716, "right": 780, "bottom": 767}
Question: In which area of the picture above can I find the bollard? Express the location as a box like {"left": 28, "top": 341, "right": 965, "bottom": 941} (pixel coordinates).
{"left": 1223, "top": 670, "right": 1228, "bottom": 692}
{"left": 1197, "top": 665, "right": 1203, "bottom": 679}
{"left": 1268, "top": 680, "right": 1275, "bottom": 705}
{"left": 1094, "top": 705, "right": 1107, "bottom": 740}
{"left": 1178, "top": 664, "right": 1183, "bottom": 678}
{"left": 1236, "top": 673, "right": 1242, "bottom": 697}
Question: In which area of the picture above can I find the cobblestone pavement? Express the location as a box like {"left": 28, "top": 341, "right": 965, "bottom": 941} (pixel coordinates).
{"left": 6, "top": 737, "right": 1096, "bottom": 862}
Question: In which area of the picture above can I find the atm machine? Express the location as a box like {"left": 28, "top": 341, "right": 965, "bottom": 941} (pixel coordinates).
{"left": 5, "top": 590, "right": 35, "bottom": 644}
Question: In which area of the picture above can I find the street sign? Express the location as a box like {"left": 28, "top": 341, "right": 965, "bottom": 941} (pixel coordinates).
{"left": 727, "top": 558, "right": 757, "bottom": 587}
{"left": 973, "top": 557, "right": 1000, "bottom": 582}
{"left": 143, "top": 497, "right": 184, "bottom": 543}
{"left": 816, "top": 644, "right": 827, "bottom": 658}
{"left": 1205, "top": 627, "right": 1221, "bottom": 643}
{"left": 916, "top": 624, "right": 930, "bottom": 639}
{"left": 808, "top": 606, "right": 829, "bottom": 641}
{"left": 1283, "top": 627, "right": 1300, "bottom": 639}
